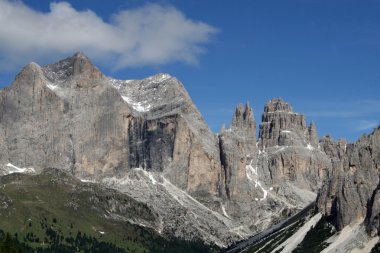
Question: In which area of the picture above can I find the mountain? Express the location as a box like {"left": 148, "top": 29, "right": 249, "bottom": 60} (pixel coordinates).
{"left": 0, "top": 53, "right": 379, "bottom": 252}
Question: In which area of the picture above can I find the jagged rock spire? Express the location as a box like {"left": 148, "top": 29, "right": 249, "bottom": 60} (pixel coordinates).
{"left": 231, "top": 101, "right": 256, "bottom": 139}
{"left": 308, "top": 121, "right": 318, "bottom": 147}
{"left": 219, "top": 101, "right": 257, "bottom": 200}
{"left": 263, "top": 98, "right": 292, "bottom": 113}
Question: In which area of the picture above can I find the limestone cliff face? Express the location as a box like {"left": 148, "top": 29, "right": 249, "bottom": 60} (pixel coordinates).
{"left": 0, "top": 53, "right": 224, "bottom": 200}
{"left": 259, "top": 98, "right": 309, "bottom": 148}
{"left": 257, "top": 99, "right": 330, "bottom": 196}
{"left": 0, "top": 54, "right": 131, "bottom": 178}
{"left": 110, "top": 73, "right": 224, "bottom": 199}
{"left": 317, "top": 128, "right": 380, "bottom": 232}
{"left": 215, "top": 98, "right": 333, "bottom": 235}
{"left": 219, "top": 102, "right": 257, "bottom": 201}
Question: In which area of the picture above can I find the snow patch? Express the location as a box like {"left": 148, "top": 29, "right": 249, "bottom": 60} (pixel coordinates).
{"left": 220, "top": 203, "right": 231, "bottom": 219}
{"left": 151, "top": 73, "right": 171, "bottom": 83}
{"left": 245, "top": 157, "right": 268, "bottom": 201}
{"left": 256, "top": 181, "right": 268, "bottom": 201}
{"left": 46, "top": 83, "right": 58, "bottom": 90}
{"left": 5, "top": 163, "right": 35, "bottom": 175}
{"left": 121, "top": 96, "right": 152, "bottom": 112}
{"left": 109, "top": 78, "right": 152, "bottom": 112}
{"left": 109, "top": 78, "right": 134, "bottom": 90}
{"left": 307, "top": 143, "right": 314, "bottom": 150}
{"left": 273, "top": 213, "right": 322, "bottom": 253}
{"left": 80, "top": 179, "right": 96, "bottom": 183}
{"left": 246, "top": 159, "right": 258, "bottom": 179}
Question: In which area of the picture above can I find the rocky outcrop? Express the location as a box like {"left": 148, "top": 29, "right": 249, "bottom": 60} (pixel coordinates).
{"left": 366, "top": 182, "right": 380, "bottom": 237}
{"left": 317, "top": 127, "right": 380, "bottom": 232}
{"left": 0, "top": 53, "right": 130, "bottom": 177}
{"left": 216, "top": 98, "right": 332, "bottom": 235}
{"left": 308, "top": 121, "right": 319, "bottom": 148}
{"left": 259, "top": 98, "right": 309, "bottom": 148}
{"left": 219, "top": 102, "right": 257, "bottom": 200}
{"left": 110, "top": 73, "right": 224, "bottom": 199}
{"left": 257, "top": 99, "right": 330, "bottom": 196}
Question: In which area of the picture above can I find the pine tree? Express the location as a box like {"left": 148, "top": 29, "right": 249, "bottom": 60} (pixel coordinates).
{"left": 0, "top": 233, "right": 23, "bottom": 253}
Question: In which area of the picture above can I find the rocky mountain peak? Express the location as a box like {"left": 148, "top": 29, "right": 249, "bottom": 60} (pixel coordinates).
{"left": 8, "top": 61, "right": 48, "bottom": 96}
{"left": 42, "top": 52, "right": 104, "bottom": 84}
{"left": 16, "top": 61, "right": 44, "bottom": 80}
{"left": 264, "top": 98, "right": 292, "bottom": 113}
{"left": 259, "top": 98, "right": 309, "bottom": 148}
{"left": 231, "top": 101, "right": 255, "bottom": 133}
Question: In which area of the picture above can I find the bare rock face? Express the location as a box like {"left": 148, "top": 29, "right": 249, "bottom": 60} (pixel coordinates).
{"left": 365, "top": 183, "right": 380, "bottom": 237}
{"left": 259, "top": 98, "right": 308, "bottom": 148}
{"left": 317, "top": 128, "right": 380, "bottom": 232}
{"left": 257, "top": 99, "right": 330, "bottom": 195}
{"left": 216, "top": 98, "right": 332, "bottom": 235}
{"left": 110, "top": 73, "right": 224, "bottom": 199}
{"left": 219, "top": 102, "right": 257, "bottom": 200}
{"left": 308, "top": 121, "right": 319, "bottom": 148}
{"left": 0, "top": 54, "right": 130, "bottom": 178}
{"left": 0, "top": 53, "right": 224, "bottom": 200}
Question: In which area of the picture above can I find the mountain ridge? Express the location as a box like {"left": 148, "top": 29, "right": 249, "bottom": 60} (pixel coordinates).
{"left": 0, "top": 52, "right": 379, "bottom": 252}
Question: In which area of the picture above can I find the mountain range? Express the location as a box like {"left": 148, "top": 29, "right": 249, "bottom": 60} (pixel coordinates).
{"left": 0, "top": 53, "right": 379, "bottom": 253}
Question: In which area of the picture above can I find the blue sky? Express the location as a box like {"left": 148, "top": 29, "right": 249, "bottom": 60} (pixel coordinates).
{"left": 0, "top": 0, "right": 379, "bottom": 142}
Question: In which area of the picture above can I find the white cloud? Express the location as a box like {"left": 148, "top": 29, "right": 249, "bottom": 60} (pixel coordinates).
{"left": 355, "top": 119, "right": 379, "bottom": 131}
{"left": 0, "top": 1, "right": 217, "bottom": 71}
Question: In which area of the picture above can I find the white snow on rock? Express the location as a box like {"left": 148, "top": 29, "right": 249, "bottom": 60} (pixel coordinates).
{"left": 121, "top": 96, "right": 152, "bottom": 112}
{"left": 109, "top": 79, "right": 133, "bottom": 90}
{"left": 246, "top": 159, "right": 258, "bottom": 179}
{"left": 307, "top": 143, "right": 314, "bottom": 150}
{"left": 221, "top": 203, "right": 231, "bottom": 219}
{"left": 256, "top": 181, "right": 268, "bottom": 201}
{"left": 5, "top": 163, "right": 35, "bottom": 175}
{"left": 110, "top": 76, "right": 171, "bottom": 113}
{"left": 245, "top": 156, "right": 268, "bottom": 201}
{"left": 273, "top": 213, "right": 322, "bottom": 253}
{"left": 150, "top": 73, "right": 171, "bottom": 83}
{"left": 80, "top": 179, "right": 96, "bottom": 183}
{"left": 46, "top": 83, "right": 58, "bottom": 91}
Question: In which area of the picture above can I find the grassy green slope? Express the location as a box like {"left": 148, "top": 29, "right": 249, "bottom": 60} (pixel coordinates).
{"left": 0, "top": 169, "right": 217, "bottom": 253}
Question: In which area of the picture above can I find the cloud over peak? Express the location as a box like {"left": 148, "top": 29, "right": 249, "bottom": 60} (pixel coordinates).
{"left": 0, "top": 1, "right": 217, "bottom": 71}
